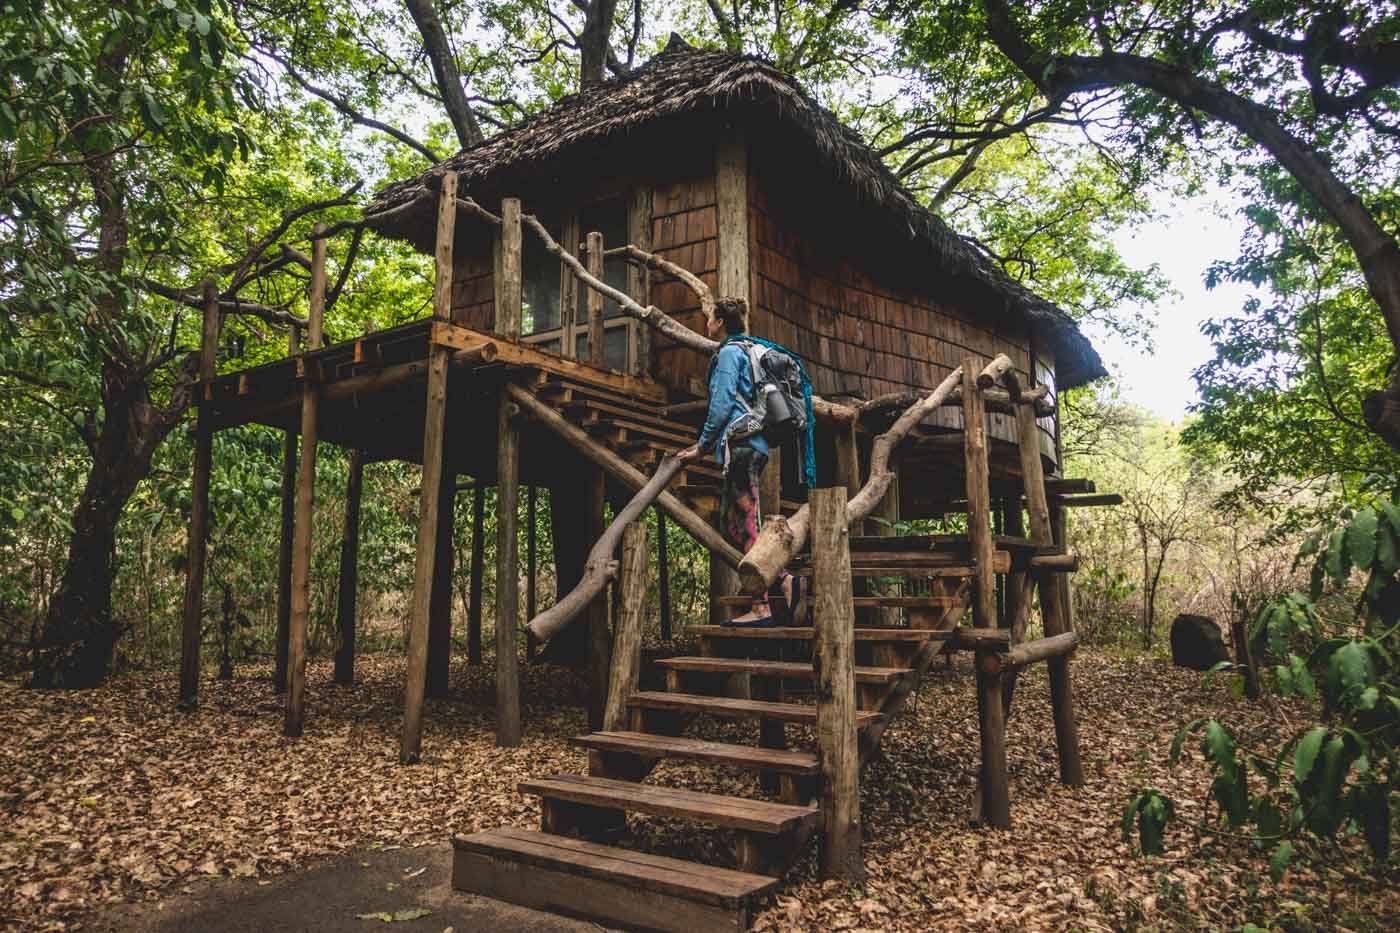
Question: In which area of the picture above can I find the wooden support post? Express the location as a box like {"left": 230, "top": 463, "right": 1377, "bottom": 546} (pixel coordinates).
{"left": 709, "top": 554, "right": 740, "bottom": 627}
{"left": 334, "top": 449, "right": 365, "bottom": 685}
{"left": 274, "top": 324, "right": 301, "bottom": 693}
{"left": 811, "top": 487, "right": 863, "bottom": 881}
{"left": 286, "top": 229, "right": 328, "bottom": 737}
{"left": 178, "top": 282, "right": 220, "bottom": 710}
{"left": 526, "top": 484, "right": 537, "bottom": 662}
{"left": 832, "top": 421, "right": 861, "bottom": 529}
{"left": 495, "top": 198, "right": 522, "bottom": 339}
{"left": 426, "top": 468, "right": 456, "bottom": 698}
{"left": 585, "top": 468, "right": 610, "bottom": 731}
{"left": 873, "top": 470, "right": 900, "bottom": 627}
{"left": 400, "top": 172, "right": 457, "bottom": 763}
{"left": 627, "top": 186, "right": 652, "bottom": 375}
{"left": 602, "top": 522, "right": 648, "bottom": 731}
{"left": 975, "top": 648, "right": 1012, "bottom": 829}
{"left": 496, "top": 394, "right": 523, "bottom": 745}
{"left": 1017, "top": 404, "right": 1084, "bottom": 787}
{"left": 656, "top": 509, "right": 672, "bottom": 641}
{"left": 961, "top": 359, "right": 995, "bottom": 628}
{"left": 469, "top": 485, "right": 485, "bottom": 665}
{"left": 586, "top": 230, "right": 605, "bottom": 367}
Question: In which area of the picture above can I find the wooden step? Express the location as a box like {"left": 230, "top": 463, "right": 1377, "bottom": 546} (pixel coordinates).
{"left": 713, "top": 594, "right": 957, "bottom": 609}
{"left": 452, "top": 828, "right": 776, "bottom": 933}
{"left": 687, "top": 625, "right": 947, "bottom": 642}
{"left": 573, "top": 730, "right": 820, "bottom": 775}
{"left": 519, "top": 773, "right": 819, "bottom": 834}
{"left": 629, "top": 691, "right": 884, "bottom": 727}
{"left": 656, "top": 656, "right": 908, "bottom": 683}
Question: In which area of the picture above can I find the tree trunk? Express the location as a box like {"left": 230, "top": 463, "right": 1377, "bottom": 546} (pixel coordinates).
{"left": 403, "top": 0, "right": 484, "bottom": 148}
{"left": 30, "top": 370, "right": 186, "bottom": 688}
{"left": 579, "top": 0, "right": 619, "bottom": 88}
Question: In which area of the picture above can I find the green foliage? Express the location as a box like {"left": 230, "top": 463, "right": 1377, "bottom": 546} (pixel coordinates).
{"left": 1137, "top": 484, "right": 1400, "bottom": 872}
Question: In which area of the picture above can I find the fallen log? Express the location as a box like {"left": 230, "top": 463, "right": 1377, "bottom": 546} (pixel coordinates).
{"left": 738, "top": 354, "right": 1012, "bottom": 595}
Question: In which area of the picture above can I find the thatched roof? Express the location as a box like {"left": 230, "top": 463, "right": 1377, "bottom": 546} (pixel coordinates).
{"left": 366, "top": 36, "right": 1106, "bottom": 388}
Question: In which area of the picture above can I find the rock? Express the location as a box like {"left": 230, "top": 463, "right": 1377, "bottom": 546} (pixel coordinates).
{"left": 1170, "top": 614, "right": 1229, "bottom": 671}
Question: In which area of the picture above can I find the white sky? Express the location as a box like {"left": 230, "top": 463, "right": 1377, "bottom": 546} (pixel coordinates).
{"left": 1085, "top": 191, "right": 1263, "bottom": 422}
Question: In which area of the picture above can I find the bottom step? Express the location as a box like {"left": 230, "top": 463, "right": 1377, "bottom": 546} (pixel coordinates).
{"left": 453, "top": 828, "right": 777, "bottom": 933}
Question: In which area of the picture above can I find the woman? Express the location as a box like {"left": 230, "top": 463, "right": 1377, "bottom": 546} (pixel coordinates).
{"left": 677, "top": 298, "right": 799, "bottom": 624}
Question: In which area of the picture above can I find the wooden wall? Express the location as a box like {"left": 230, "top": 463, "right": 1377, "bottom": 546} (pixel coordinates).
{"left": 646, "top": 173, "right": 720, "bottom": 394}
{"left": 745, "top": 169, "right": 1057, "bottom": 460}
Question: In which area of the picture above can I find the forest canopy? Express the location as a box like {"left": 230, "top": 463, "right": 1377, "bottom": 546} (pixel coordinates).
{"left": 1, "top": 1, "right": 1397, "bottom": 694}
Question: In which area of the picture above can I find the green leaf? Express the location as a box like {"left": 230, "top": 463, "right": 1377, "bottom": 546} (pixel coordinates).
{"left": 1307, "top": 736, "right": 1353, "bottom": 837}
{"left": 1348, "top": 782, "right": 1390, "bottom": 861}
{"left": 1324, "top": 526, "right": 1349, "bottom": 583}
{"left": 1378, "top": 499, "right": 1400, "bottom": 537}
{"left": 1168, "top": 717, "right": 1205, "bottom": 765}
{"left": 1294, "top": 727, "right": 1326, "bottom": 785}
{"left": 1269, "top": 841, "right": 1293, "bottom": 882}
{"left": 1347, "top": 509, "right": 1378, "bottom": 569}
{"left": 1331, "top": 641, "right": 1372, "bottom": 704}
{"left": 1376, "top": 524, "right": 1399, "bottom": 573}
{"left": 1203, "top": 720, "right": 1237, "bottom": 776}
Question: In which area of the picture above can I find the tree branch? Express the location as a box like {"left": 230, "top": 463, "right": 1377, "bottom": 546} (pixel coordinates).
{"left": 403, "top": 0, "right": 485, "bottom": 148}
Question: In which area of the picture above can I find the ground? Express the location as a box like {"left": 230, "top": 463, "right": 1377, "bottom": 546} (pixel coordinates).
{"left": 2, "top": 650, "right": 1395, "bottom": 932}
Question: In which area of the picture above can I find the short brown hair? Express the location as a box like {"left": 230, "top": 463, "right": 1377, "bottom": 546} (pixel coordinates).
{"left": 714, "top": 297, "right": 748, "bottom": 335}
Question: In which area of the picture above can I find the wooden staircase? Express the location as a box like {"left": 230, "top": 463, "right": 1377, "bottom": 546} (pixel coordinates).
{"left": 453, "top": 554, "right": 987, "bottom": 932}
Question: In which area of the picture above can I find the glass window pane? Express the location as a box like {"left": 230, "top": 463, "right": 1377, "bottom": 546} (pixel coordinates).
{"left": 522, "top": 223, "right": 560, "bottom": 335}
{"left": 579, "top": 198, "right": 630, "bottom": 319}
{"left": 572, "top": 327, "right": 628, "bottom": 370}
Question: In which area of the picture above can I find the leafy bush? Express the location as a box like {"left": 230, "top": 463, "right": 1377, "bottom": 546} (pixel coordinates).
{"left": 1124, "top": 483, "right": 1399, "bottom": 875}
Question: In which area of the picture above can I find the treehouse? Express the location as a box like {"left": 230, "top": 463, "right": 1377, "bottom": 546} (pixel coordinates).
{"left": 184, "top": 38, "right": 1114, "bottom": 931}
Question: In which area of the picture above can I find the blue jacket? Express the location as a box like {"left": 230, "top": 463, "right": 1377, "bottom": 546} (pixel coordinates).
{"left": 697, "top": 344, "right": 769, "bottom": 463}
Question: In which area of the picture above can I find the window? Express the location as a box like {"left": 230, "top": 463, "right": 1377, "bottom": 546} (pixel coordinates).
{"left": 521, "top": 222, "right": 561, "bottom": 336}
{"left": 516, "top": 194, "right": 641, "bottom": 373}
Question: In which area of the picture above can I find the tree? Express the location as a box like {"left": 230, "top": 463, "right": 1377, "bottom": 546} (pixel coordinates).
{"left": 2, "top": 0, "right": 362, "bottom": 686}
{"left": 954, "top": 0, "right": 1400, "bottom": 449}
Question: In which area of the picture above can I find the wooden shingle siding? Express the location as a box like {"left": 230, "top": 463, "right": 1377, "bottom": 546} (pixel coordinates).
{"left": 648, "top": 172, "right": 721, "bottom": 394}
{"left": 747, "top": 172, "right": 1055, "bottom": 461}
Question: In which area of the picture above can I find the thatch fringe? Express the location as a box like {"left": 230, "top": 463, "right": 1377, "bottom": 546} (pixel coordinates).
{"left": 364, "top": 36, "right": 1106, "bottom": 387}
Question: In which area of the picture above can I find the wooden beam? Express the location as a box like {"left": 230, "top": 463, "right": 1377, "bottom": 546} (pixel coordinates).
{"left": 399, "top": 170, "right": 457, "bottom": 763}
{"left": 427, "top": 467, "right": 456, "bottom": 698}
{"left": 526, "top": 484, "right": 537, "bottom": 662}
{"left": 716, "top": 129, "right": 748, "bottom": 308}
{"left": 975, "top": 648, "right": 1012, "bottom": 829}
{"left": 495, "top": 198, "right": 522, "bottom": 339}
{"left": 586, "top": 230, "right": 605, "bottom": 367}
{"left": 496, "top": 394, "right": 522, "bottom": 746}
{"left": 961, "top": 359, "right": 995, "bottom": 629}
{"left": 434, "top": 321, "right": 664, "bottom": 403}
{"left": 811, "top": 487, "right": 863, "bottom": 881}
{"left": 273, "top": 323, "right": 300, "bottom": 694}
{"left": 627, "top": 186, "right": 652, "bottom": 376}
{"left": 178, "top": 281, "right": 220, "bottom": 710}
{"left": 285, "top": 229, "right": 328, "bottom": 737}
{"left": 1001, "top": 631, "right": 1079, "bottom": 669}
{"left": 334, "top": 449, "right": 365, "bottom": 685}
{"left": 507, "top": 383, "right": 742, "bottom": 568}
{"left": 584, "top": 468, "right": 609, "bottom": 732}
{"left": 657, "top": 509, "right": 672, "bottom": 641}
{"left": 469, "top": 485, "right": 485, "bottom": 664}
{"left": 602, "top": 522, "right": 648, "bottom": 732}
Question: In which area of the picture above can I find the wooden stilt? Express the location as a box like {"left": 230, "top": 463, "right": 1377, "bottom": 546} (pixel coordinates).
{"left": 274, "top": 324, "right": 301, "bottom": 694}
{"left": 286, "top": 230, "right": 328, "bottom": 737}
{"left": 469, "top": 485, "right": 485, "bottom": 665}
{"left": 961, "top": 359, "right": 996, "bottom": 628}
{"left": 334, "top": 448, "right": 365, "bottom": 685}
{"left": 832, "top": 421, "right": 861, "bottom": 529}
{"left": 975, "top": 648, "right": 1012, "bottom": 829}
{"left": 872, "top": 470, "right": 901, "bottom": 627}
{"left": 497, "top": 395, "right": 523, "bottom": 746}
{"left": 586, "top": 231, "right": 605, "bottom": 367}
{"left": 1017, "top": 405, "right": 1084, "bottom": 787}
{"left": 427, "top": 467, "right": 456, "bottom": 698}
{"left": 811, "top": 487, "right": 863, "bottom": 881}
{"left": 399, "top": 172, "right": 458, "bottom": 764}
{"left": 602, "top": 522, "right": 648, "bottom": 731}
{"left": 526, "top": 484, "right": 537, "bottom": 661}
{"left": 178, "top": 281, "right": 220, "bottom": 710}
{"left": 656, "top": 510, "right": 672, "bottom": 641}
{"left": 585, "top": 468, "right": 610, "bottom": 731}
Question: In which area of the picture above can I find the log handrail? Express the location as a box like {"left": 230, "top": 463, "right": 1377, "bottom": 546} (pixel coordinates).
{"left": 737, "top": 354, "right": 1016, "bottom": 595}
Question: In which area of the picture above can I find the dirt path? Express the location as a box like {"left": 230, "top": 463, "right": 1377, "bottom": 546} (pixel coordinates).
{"left": 89, "top": 842, "right": 592, "bottom": 932}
